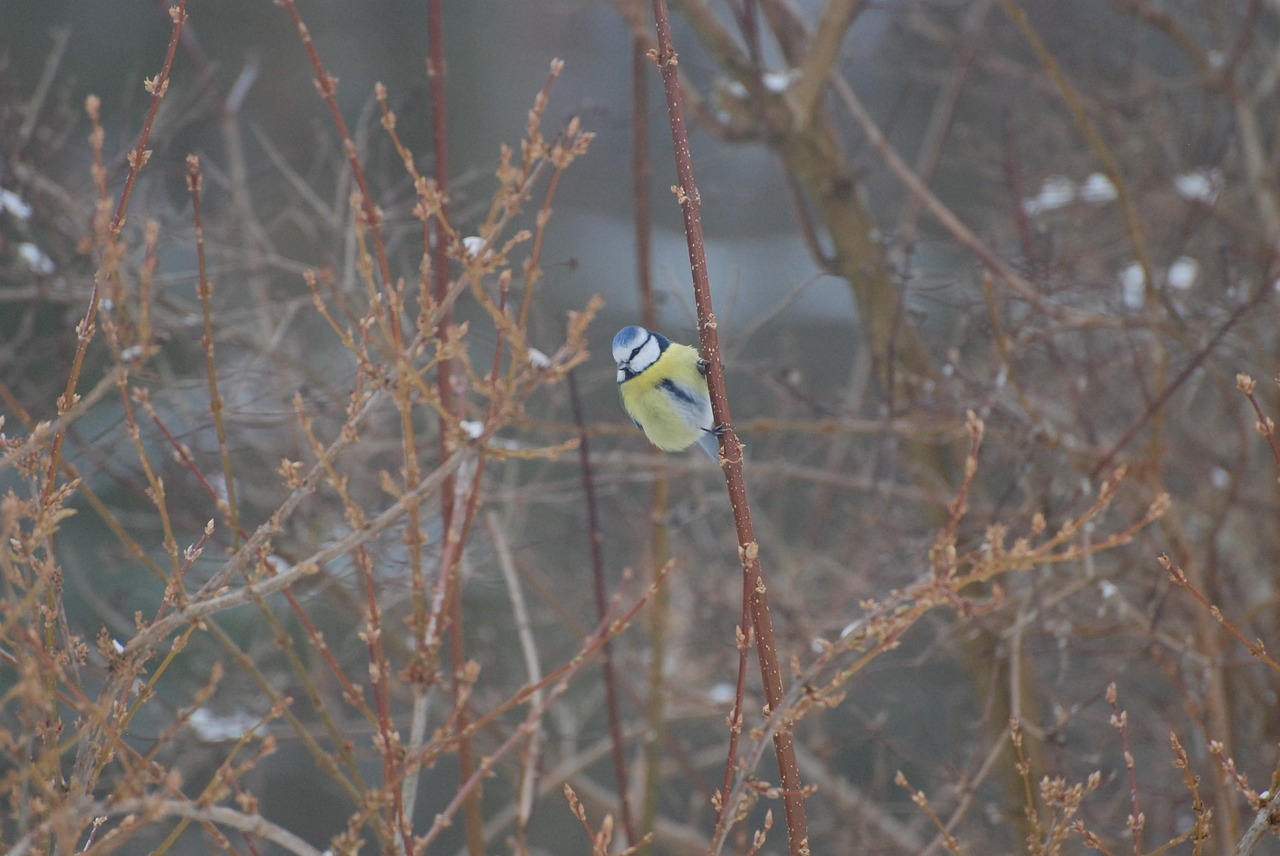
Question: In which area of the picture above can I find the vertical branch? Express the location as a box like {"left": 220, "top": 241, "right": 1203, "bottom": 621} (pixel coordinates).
{"left": 354, "top": 543, "right": 411, "bottom": 850}
{"left": 421, "top": 5, "right": 485, "bottom": 853}
{"left": 1169, "top": 734, "right": 1209, "bottom": 856}
{"left": 486, "top": 511, "right": 546, "bottom": 851}
{"left": 1105, "top": 684, "right": 1144, "bottom": 856}
{"left": 569, "top": 370, "right": 638, "bottom": 845}
{"left": 370, "top": 79, "right": 446, "bottom": 850}
{"left": 632, "top": 37, "right": 655, "bottom": 332}
{"left": 631, "top": 21, "right": 671, "bottom": 854}
{"left": 427, "top": 0, "right": 457, "bottom": 500}
{"left": 647, "top": 1, "right": 810, "bottom": 852}
{"left": 714, "top": 586, "right": 753, "bottom": 839}
{"left": 186, "top": 155, "right": 241, "bottom": 544}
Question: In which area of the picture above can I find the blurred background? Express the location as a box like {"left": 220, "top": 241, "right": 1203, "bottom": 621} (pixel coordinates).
{"left": 2, "top": 1, "right": 1278, "bottom": 854}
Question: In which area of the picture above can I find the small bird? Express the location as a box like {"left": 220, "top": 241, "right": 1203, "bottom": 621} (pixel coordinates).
{"left": 612, "top": 325, "right": 720, "bottom": 459}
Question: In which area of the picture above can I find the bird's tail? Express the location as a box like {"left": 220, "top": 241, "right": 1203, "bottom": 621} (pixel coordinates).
{"left": 697, "top": 431, "right": 720, "bottom": 461}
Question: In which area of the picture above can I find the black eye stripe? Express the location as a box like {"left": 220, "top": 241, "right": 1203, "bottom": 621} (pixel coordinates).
{"left": 628, "top": 333, "right": 652, "bottom": 362}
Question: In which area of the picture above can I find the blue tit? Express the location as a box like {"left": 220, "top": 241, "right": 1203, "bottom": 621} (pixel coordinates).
{"left": 612, "top": 325, "right": 720, "bottom": 459}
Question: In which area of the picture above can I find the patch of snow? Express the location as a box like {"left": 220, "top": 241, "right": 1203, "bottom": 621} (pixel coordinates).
{"left": 189, "top": 707, "right": 260, "bottom": 742}
{"left": 707, "top": 683, "right": 736, "bottom": 704}
{"left": 1119, "top": 263, "right": 1146, "bottom": 309}
{"left": 1173, "top": 169, "right": 1220, "bottom": 204}
{"left": 761, "top": 69, "right": 799, "bottom": 93}
{"left": 1166, "top": 256, "right": 1199, "bottom": 290}
{"left": 1078, "top": 173, "right": 1117, "bottom": 204}
{"left": 1022, "top": 175, "right": 1075, "bottom": 215}
{"left": 461, "top": 236, "right": 491, "bottom": 260}
{"left": 17, "top": 243, "right": 54, "bottom": 274}
{"left": 0, "top": 187, "right": 32, "bottom": 220}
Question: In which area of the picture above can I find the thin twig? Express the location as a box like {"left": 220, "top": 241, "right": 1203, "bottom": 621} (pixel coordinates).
{"left": 1090, "top": 279, "right": 1273, "bottom": 480}
{"left": 485, "top": 511, "right": 545, "bottom": 849}
{"left": 415, "top": 564, "right": 676, "bottom": 850}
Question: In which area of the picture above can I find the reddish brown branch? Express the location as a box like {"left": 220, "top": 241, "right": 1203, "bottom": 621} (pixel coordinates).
{"left": 569, "top": 369, "right": 638, "bottom": 844}
{"left": 647, "top": 1, "right": 810, "bottom": 852}
{"left": 421, "top": 3, "right": 484, "bottom": 852}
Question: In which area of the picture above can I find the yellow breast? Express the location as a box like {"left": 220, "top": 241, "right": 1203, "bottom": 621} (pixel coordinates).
{"left": 618, "top": 343, "right": 712, "bottom": 452}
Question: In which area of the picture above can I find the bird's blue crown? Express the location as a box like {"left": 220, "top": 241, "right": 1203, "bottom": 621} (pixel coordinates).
{"left": 612, "top": 326, "right": 668, "bottom": 361}
{"left": 612, "top": 325, "right": 671, "bottom": 381}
